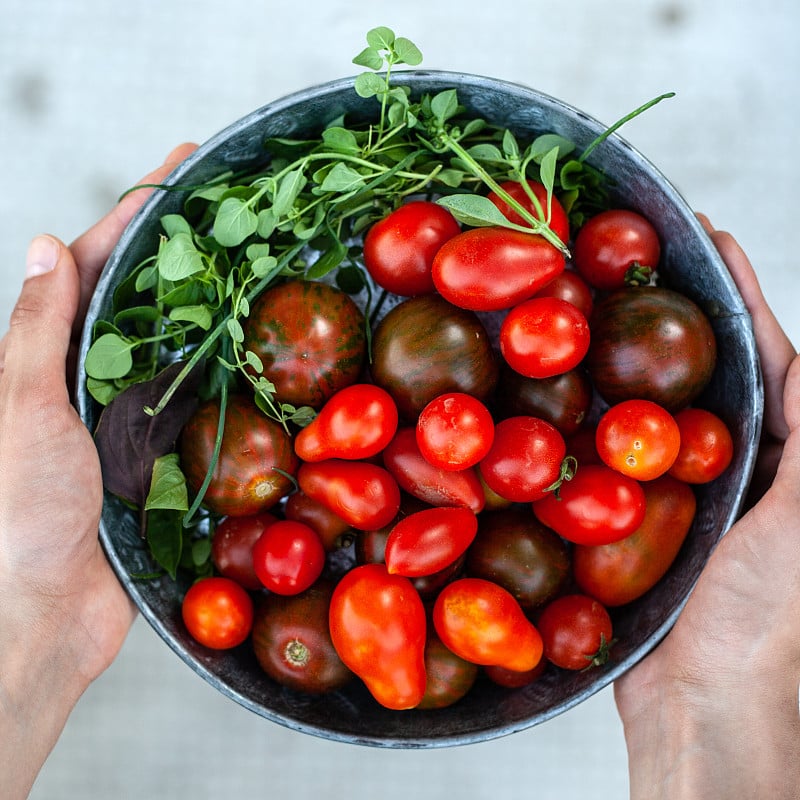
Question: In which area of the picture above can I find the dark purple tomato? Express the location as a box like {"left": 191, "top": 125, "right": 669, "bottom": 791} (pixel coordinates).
{"left": 251, "top": 579, "right": 353, "bottom": 694}
{"left": 416, "top": 632, "right": 479, "bottom": 710}
{"left": 370, "top": 294, "right": 499, "bottom": 420}
{"left": 466, "top": 508, "right": 571, "bottom": 610}
{"left": 243, "top": 279, "right": 366, "bottom": 409}
{"left": 211, "top": 512, "right": 278, "bottom": 590}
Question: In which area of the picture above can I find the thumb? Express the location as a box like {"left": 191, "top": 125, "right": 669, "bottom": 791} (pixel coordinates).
{"left": 0, "top": 235, "right": 80, "bottom": 407}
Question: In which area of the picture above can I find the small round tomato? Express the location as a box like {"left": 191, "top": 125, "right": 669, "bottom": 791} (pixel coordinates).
{"left": 297, "top": 459, "right": 401, "bottom": 531}
{"left": 596, "top": 399, "right": 681, "bottom": 481}
{"left": 432, "top": 226, "right": 566, "bottom": 312}
{"left": 181, "top": 577, "right": 254, "bottom": 650}
{"left": 294, "top": 383, "right": 399, "bottom": 462}
{"left": 486, "top": 179, "right": 570, "bottom": 244}
{"left": 533, "top": 463, "right": 646, "bottom": 545}
{"left": 211, "top": 512, "right": 278, "bottom": 590}
{"left": 363, "top": 200, "right": 461, "bottom": 296}
{"left": 479, "top": 416, "right": 567, "bottom": 503}
{"left": 252, "top": 520, "right": 325, "bottom": 595}
{"left": 416, "top": 392, "right": 495, "bottom": 470}
{"left": 417, "top": 632, "right": 479, "bottom": 710}
{"left": 572, "top": 209, "right": 660, "bottom": 290}
{"left": 384, "top": 506, "right": 478, "bottom": 577}
{"left": 532, "top": 269, "right": 594, "bottom": 320}
{"left": 251, "top": 580, "right": 353, "bottom": 694}
{"left": 433, "top": 577, "right": 544, "bottom": 672}
{"left": 668, "top": 407, "right": 734, "bottom": 484}
{"left": 499, "top": 296, "right": 590, "bottom": 379}
{"left": 537, "top": 594, "right": 614, "bottom": 670}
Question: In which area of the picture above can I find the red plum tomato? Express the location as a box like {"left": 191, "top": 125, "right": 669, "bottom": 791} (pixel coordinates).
{"left": 211, "top": 512, "right": 278, "bottom": 590}
{"left": 572, "top": 209, "right": 660, "bottom": 290}
{"left": 537, "top": 594, "right": 614, "bottom": 670}
{"left": 297, "top": 459, "right": 401, "bottom": 531}
{"left": 478, "top": 416, "right": 567, "bottom": 503}
{"left": 363, "top": 200, "right": 461, "bottom": 296}
{"left": 499, "top": 296, "right": 590, "bottom": 379}
{"left": 384, "top": 506, "right": 478, "bottom": 577}
{"left": 433, "top": 577, "right": 544, "bottom": 672}
{"left": 432, "top": 226, "right": 566, "bottom": 312}
{"left": 668, "top": 407, "right": 734, "bottom": 484}
{"left": 294, "top": 383, "right": 399, "bottom": 462}
{"left": 328, "top": 563, "right": 427, "bottom": 710}
{"left": 182, "top": 577, "right": 254, "bottom": 650}
{"left": 416, "top": 392, "right": 495, "bottom": 470}
{"left": 533, "top": 463, "right": 646, "bottom": 545}
{"left": 486, "top": 179, "right": 570, "bottom": 244}
{"left": 596, "top": 399, "right": 681, "bottom": 481}
{"left": 252, "top": 520, "right": 325, "bottom": 595}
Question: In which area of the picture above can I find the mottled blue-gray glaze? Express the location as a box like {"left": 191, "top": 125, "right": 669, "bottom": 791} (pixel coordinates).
{"left": 76, "top": 72, "right": 762, "bottom": 748}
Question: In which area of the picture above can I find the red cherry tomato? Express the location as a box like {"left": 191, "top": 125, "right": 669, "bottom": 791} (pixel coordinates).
{"left": 363, "top": 200, "right": 461, "bottom": 296}
{"left": 532, "top": 269, "right": 594, "bottom": 320}
{"left": 181, "top": 577, "right": 254, "bottom": 650}
{"left": 486, "top": 179, "right": 570, "bottom": 244}
{"left": 294, "top": 383, "right": 399, "bottom": 462}
{"left": 432, "top": 226, "right": 566, "bottom": 312}
{"left": 383, "top": 427, "right": 486, "bottom": 513}
{"left": 533, "top": 463, "right": 646, "bottom": 545}
{"left": 211, "top": 512, "right": 278, "bottom": 590}
{"left": 596, "top": 399, "right": 681, "bottom": 481}
{"left": 499, "top": 296, "right": 591, "bottom": 379}
{"left": 416, "top": 392, "right": 495, "bottom": 470}
{"left": 297, "top": 459, "right": 401, "bottom": 531}
{"left": 384, "top": 506, "right": 478, "bottom": 577}
{"left": 668, "top": 407, "right": 734, "bottom": 484}
{"left": 572, "top": 209, "right": 660, "bottom": 290}
{"left": 479, "top": 416, "right": 567, "bottom": 503}
{"left": 432, "top": 577, "right": 544, "bottom": 672}
{"left": 537, "top": 594, "right": 614, "bottom": 670}
{"left": 251, "top": 520, "right": 326, "bottom": 595}
{"left": 328, "top": 563, "right": 427, "bottom": 710}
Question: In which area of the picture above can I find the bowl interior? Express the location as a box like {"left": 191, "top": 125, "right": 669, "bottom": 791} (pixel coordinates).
{"left": 77, "top": 71, "right": 762, "bottom": 747}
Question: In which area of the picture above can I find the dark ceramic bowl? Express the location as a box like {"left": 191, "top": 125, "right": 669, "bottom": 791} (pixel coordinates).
{"left": 76, "top": 72, "right": 762, "bottom": 747}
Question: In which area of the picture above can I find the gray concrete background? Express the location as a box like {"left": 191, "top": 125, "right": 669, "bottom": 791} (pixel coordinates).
{"left": 1, "top": 1, "right": 798, "bottom": 798}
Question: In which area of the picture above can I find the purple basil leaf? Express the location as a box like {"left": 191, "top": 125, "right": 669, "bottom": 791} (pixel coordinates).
{"left": 94, "top": 361, "right": 203, "bottom": 507}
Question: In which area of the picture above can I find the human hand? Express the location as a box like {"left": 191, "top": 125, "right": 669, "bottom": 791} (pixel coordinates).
{"left": 614, "top": 217, "right": 800, "bottom": 798}
{"left": 0, "top": 142, "right": 197, "bottom": 800}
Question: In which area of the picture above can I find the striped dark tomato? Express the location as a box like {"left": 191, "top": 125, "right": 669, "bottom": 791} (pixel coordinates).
{"left": 243, "top": 280, "right": 366, "bottom": 409}
{"left": 180, "top": 393, "right": 298, "bottom": 517}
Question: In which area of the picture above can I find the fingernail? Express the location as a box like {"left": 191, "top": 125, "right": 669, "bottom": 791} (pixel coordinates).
{"left": 25, "top": 235, "right": 60, "bottom": 279}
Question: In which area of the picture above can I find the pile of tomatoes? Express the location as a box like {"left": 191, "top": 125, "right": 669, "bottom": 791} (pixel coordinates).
{"left": 178, "top": 181, "right": 735, "bottom": 711}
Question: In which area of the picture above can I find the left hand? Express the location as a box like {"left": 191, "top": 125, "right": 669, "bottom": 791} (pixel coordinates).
{"left": 0, "top": 143, "right": 196, "bottom": 800}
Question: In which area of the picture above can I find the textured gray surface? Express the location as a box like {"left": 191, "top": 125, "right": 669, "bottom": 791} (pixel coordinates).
{"left": 2, "top": 1, "right": 798, "bottom": 798}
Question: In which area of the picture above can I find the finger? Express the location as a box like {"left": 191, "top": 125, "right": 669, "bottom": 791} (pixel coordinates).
{"left": 698, "top": 214, "right": 795, "bottom": 441}
{"left": 69, "top": 142, "right": 199, "bottom": 326}
{"left": 0, "top": 236, "right": 79, "bottom": 409}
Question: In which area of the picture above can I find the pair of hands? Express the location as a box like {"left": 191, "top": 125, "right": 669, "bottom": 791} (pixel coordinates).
{"left": 1, "top": 145, "right": 797, "bottom": 797}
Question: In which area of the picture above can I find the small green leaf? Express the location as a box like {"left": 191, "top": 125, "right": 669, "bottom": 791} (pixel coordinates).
{"left": 226, "top": 318, "right": 245, "bottom": 343}
{"left": 256, "top": 207, "right": 276, "bottom": 239}
{"left": 319, "top": 162, "right": 366, "bottom": 193}
{"left": 354, "top": 71, "right": 386, "bottom": 99}
{"left": 366, "top": 26, "right": 395, "bottom": 50}
{"left": 393, "top": 37, "right": 423, "bottom": 66}
{"left": 539, "top": 146, "right": 559, "bottom": 196}
{"left": 158, "top": 233, "right": 205, "bottom": 281}
{"left": 160, "top": 214, "right": 193, "bottom": 238}
{"left": 467, "top": 143, "right": 504, "bottom": 164}
{"left": 272, "top": 168, "right": 307, "bottom": 218}
{"left": 214, "top": 197, "right": 258, "bottom": 247}
{"left": 431, "top": 89, "right": 459, "bottom": 124}
{"left": 145, "top": 453, "right": 189, "bottom": 512}
{"left": 251, "top": 255, "right": 278, "bottom": 279}
{"left": 306, "top": 237, "right": 347, "bottom": 279}
{"left": 134, "top": 264, "right": 158, "bottom": 293}
{"left": 84, "top": 333, "right": 134, "bottom": 380}
{"left": 86, "top": 376, "right": 119, "bottom": 406}
{"left": 352, "top": 46, "right": 383, "bottom": 70}
{"left": 321, "top": 127, "right": 361, "bottom": 154}
{"left": 244, "top": 350, "right": 264, "bottom": 373}
{"left": 530, "top": 133, "right": 575, "bottom": 162}
{"left": 146, "top": 509, "right": 183, "bottom": 579}
{"left": 170, "top": 304, "right": 213, "bottom": 331}
{"left": 436, "top": 193, "right": 514, "bottom": 228}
